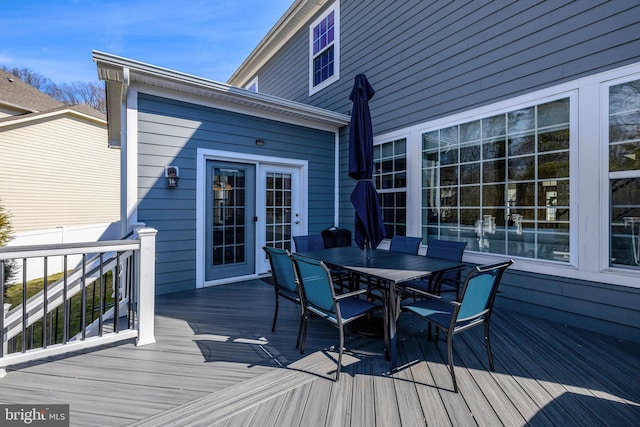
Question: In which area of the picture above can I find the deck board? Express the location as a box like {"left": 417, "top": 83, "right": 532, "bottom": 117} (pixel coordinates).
{"left": 0, "top": 279, "right": 637, "bottom": 426}
{"left": 503, "top": 310, "right": 640, "bottom": 426}
{"left": 401, "top": 337, "right": 452, "bottom": 426}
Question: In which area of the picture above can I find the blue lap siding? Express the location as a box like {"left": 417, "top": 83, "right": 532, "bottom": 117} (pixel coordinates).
{"left": 136, "top": 93, "right": 336, "bottom": 294}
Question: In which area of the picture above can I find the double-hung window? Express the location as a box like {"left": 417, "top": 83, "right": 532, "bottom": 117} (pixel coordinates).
{"left": 609, "top": 78, "right": 640, "bottom": 269}
{"left": 374, "top": 139, "right": 407, "bottom": 237}
{"left": 309, "top": 3, "right": 339, "bottom": 94}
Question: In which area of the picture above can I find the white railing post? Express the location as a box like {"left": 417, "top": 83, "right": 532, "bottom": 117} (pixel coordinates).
{"left": 135, "top": 227, "right": 157, "bottom": 346}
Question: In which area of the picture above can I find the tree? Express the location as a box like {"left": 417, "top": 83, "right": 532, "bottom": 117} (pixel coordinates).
{"left": 1, "top": 66, "right": 106, "bottom": 114}
{"left": 47, "top": 81, "right": 106, "bottom": 114}
{"left": 0, "top": 200, "right": 16, "bottom": 287}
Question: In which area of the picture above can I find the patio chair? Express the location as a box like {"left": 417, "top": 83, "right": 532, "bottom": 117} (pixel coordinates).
{"left": 293, "top": 234, "right": 350, "bottom": 292}
{"left": 403, "top": 259, "right": 513, "bottom": 392}
{"left": 389, "top": 235, "right": 422, "bottom": 255}
{"left": 290, "top": 253, "right": 377, "bottom": 381}
{"left": 292, "top": 234, "right": 325, "bottom": 252}
{"left": 367, "top": 235, "right": 422, "bottom": 300}
{"left": 397, "top": 239, "right": 468, "bottom": 302}
{"left": 425, "top": 239, "right": 468, "bottom": 299}
{"left": 262, "top": 246, "right": 304, "bottom": 348}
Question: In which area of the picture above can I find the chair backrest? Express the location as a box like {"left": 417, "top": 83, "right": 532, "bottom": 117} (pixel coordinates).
{"left": 457, "top": 260, "right": 513, "bottom": 321}
{"left": 426, "top": 239, "right": 468, "bottom": 282}
{"left": 426, "top": 239, "right": 467, "bottom": 261}
{"left": 389, "top": 236, "right": 422, "bottom": 255}
{"left": 263, "top": 246, "right": 298, "bottom": 294}
{"left": 290, "top": 253, "right": 336, "bottom": 313}
{"left": 293, "top": 234, "right": 325, "bottom": 252}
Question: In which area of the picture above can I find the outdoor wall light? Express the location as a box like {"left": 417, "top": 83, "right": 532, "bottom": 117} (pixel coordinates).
{"left": 165, "top": 166, "right": 179, "bottom": 188}
{"left": 255, "top": 139, "right": 265, "bottom": 146}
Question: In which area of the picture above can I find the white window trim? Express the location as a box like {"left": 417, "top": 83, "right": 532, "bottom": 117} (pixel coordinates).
{"left": 308, "top": 1, "right": 340, "bottom": 96}
{"left": 601, "top": 74, "right": 640, "bottom": 273}
{"left": 372, "top": 61, "right": 640, "bottom": 288}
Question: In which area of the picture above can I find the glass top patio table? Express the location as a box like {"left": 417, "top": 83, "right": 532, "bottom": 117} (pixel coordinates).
{"left": 295, "top": 246, "right": 464, "bottom": 370}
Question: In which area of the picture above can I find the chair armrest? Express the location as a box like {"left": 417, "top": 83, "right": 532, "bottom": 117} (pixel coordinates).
{"left": 335, "top": 288, "right": 367, "bottom": 300}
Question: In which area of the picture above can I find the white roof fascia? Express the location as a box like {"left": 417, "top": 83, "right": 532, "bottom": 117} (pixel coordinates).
{"left": 0, "top": 100, "right": 34, "bottom": 114}
{"left": 0, "top": 108, "right": 106, "bottom": 128}
{"left": 93, "top": 50, "right": 350, "bottom": 129}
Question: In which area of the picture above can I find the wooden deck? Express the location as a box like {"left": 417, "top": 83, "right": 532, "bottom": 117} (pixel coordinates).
{"left": 1, "top": 279, "right": 638, "bottom": 426}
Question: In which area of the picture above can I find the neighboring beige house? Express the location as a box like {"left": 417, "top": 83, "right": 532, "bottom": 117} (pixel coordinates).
{"left": 0, "top": 69, "right": 120, "bottom": 238}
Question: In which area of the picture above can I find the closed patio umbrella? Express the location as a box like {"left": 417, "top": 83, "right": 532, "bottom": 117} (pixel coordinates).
{"left": 349, "top": 74, "right": 386, "bottom": 253}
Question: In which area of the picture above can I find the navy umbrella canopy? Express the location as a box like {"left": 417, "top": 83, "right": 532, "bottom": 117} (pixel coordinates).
{"left": 349, "top": 74, "right": 386, "bottom": 251}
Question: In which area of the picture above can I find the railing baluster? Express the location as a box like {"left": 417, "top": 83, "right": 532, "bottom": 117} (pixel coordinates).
{"left": 81, "top": 254, "right": 87, "bottom": 340}
{"left": 129, "top": 253, "right": 135, "bottom": 329}
{"left": 99, "top": 253, "right": 104, "bottom": 337}
{"left": 114, "top": 252, "right": 120, "bottom": 333}
{"left": 54, "top": 307, "right": 59, "bottom": 344}
{"left": 42, "top": 257, "right": 48, "bottom": 348}
{"left": 21, "top": 258, "right": 27, "bottom": 352}
{"left": 62, "top": 256, "right": 68, "bottom": 344}
{"left": 90, "top": 269, "right": 96, "bottom": 323}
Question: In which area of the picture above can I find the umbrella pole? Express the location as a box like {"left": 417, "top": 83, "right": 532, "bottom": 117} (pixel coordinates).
{"left": 365, "top": 239, "right": 372, "bottom": 259}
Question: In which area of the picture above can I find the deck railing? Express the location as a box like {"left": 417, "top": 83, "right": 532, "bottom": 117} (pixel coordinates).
{"left": 0, "top": 226, "right": 157, "bottom": 377}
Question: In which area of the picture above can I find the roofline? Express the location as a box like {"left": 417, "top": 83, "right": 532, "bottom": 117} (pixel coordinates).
{"left": 0, "top": 107, "right": 106, "bottom": 128}
{"left": 227, "top": 0, "right": 329, "bottom": 87}
{"left": 0, "top": 100, "right": 35, "bottom": 114}
{"left": 93, "top": 51, "right": 351, "bottom": 128}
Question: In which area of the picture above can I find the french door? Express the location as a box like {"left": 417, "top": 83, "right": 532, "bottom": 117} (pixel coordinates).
{"left": 206, "top": 161, "right": 256, "bottom": 281}
{"left": 205, "top": 159, "right": 304, "bottom": 281}
{"left": 257, "top": 164, "right": 303, "bottom": 273}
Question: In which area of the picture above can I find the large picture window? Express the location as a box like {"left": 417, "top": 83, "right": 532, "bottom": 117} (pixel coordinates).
{"left": 609, "top": 79, "right": 640, "bottom": 269}
{"left": 309, "top": 3, "right": 339, "bottom": 94}
{"left": 421, "top": 98, "right": 570, "bottom": 261}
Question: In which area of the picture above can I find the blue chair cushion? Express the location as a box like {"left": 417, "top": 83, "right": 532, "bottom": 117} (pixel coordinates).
{"left": 338, "top": 296, "right": 377, "bottom": 322}
{"left": 403, "top": 297, "right": 454, "bottom": 328}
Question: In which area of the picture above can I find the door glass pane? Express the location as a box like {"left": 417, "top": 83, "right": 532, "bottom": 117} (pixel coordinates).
{"left": 265, "top": 172, "right": 292, "bottom": 251}
{"left": 213, "top": 168, "right": 246, "bottom": 265}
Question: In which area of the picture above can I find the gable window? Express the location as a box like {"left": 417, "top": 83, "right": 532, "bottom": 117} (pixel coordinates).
{"left": 609, "top": 78, "right": 640, "bottom": 269}
{"left": 421, "top": 98, "right": 571, "bottom": 261}
{"left": 245, "top": 77, "right": 258, "bottom": 92}
{"left": 309, "top": 3, "right": 339, "bottom": 95}
{"left": 374, "top": 138, "right": 407, "bottom": 237}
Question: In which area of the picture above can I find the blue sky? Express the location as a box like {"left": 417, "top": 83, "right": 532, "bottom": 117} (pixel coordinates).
{"left": 0, "top": 0, "right": 293, "bottom": 84}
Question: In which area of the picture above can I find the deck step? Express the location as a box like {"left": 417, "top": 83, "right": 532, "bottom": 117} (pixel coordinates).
{"left": 129, "top": 350, "right": 365, "bottom": 426}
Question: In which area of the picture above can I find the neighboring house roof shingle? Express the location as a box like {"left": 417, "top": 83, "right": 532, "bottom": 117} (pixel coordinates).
{"left": 0, "top": 69, "right": 63, "bottom": 113}
{"left": 0, "top": 69, "right": 106, "bottom": 125}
